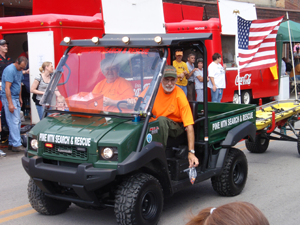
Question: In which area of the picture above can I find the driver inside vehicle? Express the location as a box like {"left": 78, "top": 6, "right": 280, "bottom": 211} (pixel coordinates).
{"left": 127, "top": 65, "right": 199, "bottom": 168}
{"left": 92, "top": 57, "right": 135, "bottom": 112}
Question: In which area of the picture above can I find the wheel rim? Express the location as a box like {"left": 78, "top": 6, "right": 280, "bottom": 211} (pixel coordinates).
{"left": 141, "top": 191, "right": 158, "bottom": 220}
{"left": 243, "top": 92, "right": 250, "bottom": 104}
{"left": 233, "top": 162, "right": 245, "bottom": 185}
{"left": 233, "top": 94, "right": 239, "bottom": 104}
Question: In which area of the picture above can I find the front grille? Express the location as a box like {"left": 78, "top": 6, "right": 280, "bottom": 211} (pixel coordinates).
{"left": 44, "top": 144, "right": 87, "bottom": 160}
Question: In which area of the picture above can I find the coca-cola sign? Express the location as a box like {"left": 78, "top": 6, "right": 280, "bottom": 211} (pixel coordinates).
{"left": 235, "top": 74, "right": 251, "bottom": 86}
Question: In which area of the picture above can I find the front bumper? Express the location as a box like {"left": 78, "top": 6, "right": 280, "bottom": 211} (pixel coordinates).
{"left": 22, "top": 156, "right": 117, "bottom": 204}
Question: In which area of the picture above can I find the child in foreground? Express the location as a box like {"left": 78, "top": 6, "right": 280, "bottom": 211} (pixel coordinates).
{"left": 186, "top": 201, "right": 269, "bottom": 225}
{"left": 56, "top": 95, "right": 68, "bottom": 111}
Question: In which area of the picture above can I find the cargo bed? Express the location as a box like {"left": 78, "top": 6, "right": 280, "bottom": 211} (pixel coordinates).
{"left": 196, "top": 102, "right": 256, "bottom": 144}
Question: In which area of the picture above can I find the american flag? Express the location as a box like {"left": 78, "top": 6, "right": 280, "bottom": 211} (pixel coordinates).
{"left": 237, "top": 16, "right": 283, "bottom": 73}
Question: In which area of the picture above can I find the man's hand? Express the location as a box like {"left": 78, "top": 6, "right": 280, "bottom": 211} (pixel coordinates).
{"left": 213, "top": 85, "right": 217, "bottom": 92}
{"left": 8, "top": 103, "right": 16, "bottom": 113}
{"left": 127, "top": 98, "right": 136, "bottom": 106}
{"left": 188, "top": 152, "right": 199, "bottom": 168}
{"left": 186, "top": 125, "right": 198, "bottom": 167}
{"left": 103, "top": 96, "right": 112, "bottom": 107}
{"left": 178, "top": 73, "right": 184, "bottom": 81}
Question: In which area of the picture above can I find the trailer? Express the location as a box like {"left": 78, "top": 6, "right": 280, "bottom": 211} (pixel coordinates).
{"left": 246, "top": 100, "right": 300, "bottom": 155}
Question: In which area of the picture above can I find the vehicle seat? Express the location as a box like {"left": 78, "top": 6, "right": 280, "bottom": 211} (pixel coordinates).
{"left": 189, "top": 101, "right": 200, "bottom": 121}
{"left": 165, "top": 131, "right": 187, "bottom": 158}
{"left": 166, "top": 131, "right": 187, "bottom": 148}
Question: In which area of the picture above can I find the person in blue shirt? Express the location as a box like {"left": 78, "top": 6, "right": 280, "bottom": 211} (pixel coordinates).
{"left": 2, "top": 56, "right": 28, "bottom": 152}
{"left": 0, "top": 39, "right": 13, "bottom": 133}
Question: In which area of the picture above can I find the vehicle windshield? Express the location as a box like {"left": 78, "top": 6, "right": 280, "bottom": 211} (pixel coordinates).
{"left": 44, "top": 47, "right": 164, "bottom": 115}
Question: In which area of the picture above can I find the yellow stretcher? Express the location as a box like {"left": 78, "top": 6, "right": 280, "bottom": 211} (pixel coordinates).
{"left": 245, "top": 100, "right": 300, "bottom": 155}
{"left": 256, "top": 100, "right": 300, "bottom": 130}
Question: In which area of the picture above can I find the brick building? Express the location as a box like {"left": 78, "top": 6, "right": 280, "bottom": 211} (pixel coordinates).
{"left": 164, "top": 0, "right": 300, "bottom": 22}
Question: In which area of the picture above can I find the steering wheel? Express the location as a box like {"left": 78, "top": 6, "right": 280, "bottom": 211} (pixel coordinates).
{"left": 116, "top": 101, "right": 128, "bottom": 113}
{"left": 116, "top": 97, "right": 144, "bottom": 113}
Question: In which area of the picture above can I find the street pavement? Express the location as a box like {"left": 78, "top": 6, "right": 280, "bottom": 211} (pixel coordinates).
{"left": 1, "top": 110, "right": 300, "bottom": 224}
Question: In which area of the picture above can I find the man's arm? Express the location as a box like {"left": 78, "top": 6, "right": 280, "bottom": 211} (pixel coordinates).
{"left": 186, "top": 124, "right": 199, "bottom": 168}
{"left": 5, "top": 81, "right": 16, "bottom": 113}
{"left": 183, "top": 63, "right": 190, "bottom": 79}
{"left": 210, "top": 77, "right": 217, "bottom": 92}
{"left": 186, "top": 68, "right": 198, "bottom": 79}
{"left": 19, "top": 84, "right": 23, "bottom": 108}
{"left": 174, "top": 63, "right": 187, "bottom": 80}
{"left": 208, "top": 65, "right": 217, "bottom": 91}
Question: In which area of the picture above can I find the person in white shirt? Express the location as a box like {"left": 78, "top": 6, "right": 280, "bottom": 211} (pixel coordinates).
{"left": 194, "top": 58, "right": 204, "bottom": 102}
{"left": 208, "top": 53, "right": 226, "bottom": 103}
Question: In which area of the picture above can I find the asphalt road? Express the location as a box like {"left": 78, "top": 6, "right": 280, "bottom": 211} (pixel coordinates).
{"left": 1, "top": 126, "right": 300, "bottom": 225}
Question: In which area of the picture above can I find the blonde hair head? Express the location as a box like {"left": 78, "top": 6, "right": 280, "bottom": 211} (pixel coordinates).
{"left": 39, "top": 61, "right": 52, "bottom": 73}
{"left": 57, "top": 95, "right": 65, "bottom": 102}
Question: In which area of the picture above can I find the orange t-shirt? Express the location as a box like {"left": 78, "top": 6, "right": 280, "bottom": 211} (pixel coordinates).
{"left": 92, "top": 77, "right": 134, "bottom": 111}
{"left": 150, "top": 84, "right": 194, "bottom": 127}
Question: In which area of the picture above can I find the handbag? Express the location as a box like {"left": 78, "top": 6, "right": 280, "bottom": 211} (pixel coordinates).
{"left": 32, "top": 75, "right": 41, "bottom": 106}
{"left": 32, "top": 93, "right": 39, "bottom": 105}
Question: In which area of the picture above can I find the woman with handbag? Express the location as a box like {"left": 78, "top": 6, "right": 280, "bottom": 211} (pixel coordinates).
{"left": 30, "top": 61, "right": 60, "bottom": 120}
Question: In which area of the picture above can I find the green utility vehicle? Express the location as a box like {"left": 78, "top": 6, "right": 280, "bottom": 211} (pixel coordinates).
{"left": 22, "top": 34, "right": 256, "bottom": 225}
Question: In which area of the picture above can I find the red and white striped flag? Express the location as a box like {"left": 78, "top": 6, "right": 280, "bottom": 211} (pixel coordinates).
{"left": 237, "top": 16, "right": 283, "bottom": 73}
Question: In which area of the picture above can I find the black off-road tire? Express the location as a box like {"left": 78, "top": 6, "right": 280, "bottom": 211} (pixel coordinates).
{"left": 28, "top": 178, "right": 71, "bottom": 215}
{"left": 245, "top": 134, "right": 269, "bottom": 153}
{"left": 114, "top": 173, "right": 163, "bottom": 225}
{"left": 211, "top": 148, "right": 248, "bottom": 196}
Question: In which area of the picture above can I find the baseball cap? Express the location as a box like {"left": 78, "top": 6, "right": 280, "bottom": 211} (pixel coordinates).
{"left": 163, "top": 65, "right": 177, "bottom": 79}
{"left": 0, "top": 39, "right": 7, "bottom": 46}
{"left": 175, "top": 51, "right": 183, "bottom": 56}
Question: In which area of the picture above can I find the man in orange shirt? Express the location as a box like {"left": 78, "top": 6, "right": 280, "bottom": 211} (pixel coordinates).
{"left": 92, "top": 58, "right": 134, "bottom": 112}
{"left": 152, "top": 65, "right": 199, "bottom": 168}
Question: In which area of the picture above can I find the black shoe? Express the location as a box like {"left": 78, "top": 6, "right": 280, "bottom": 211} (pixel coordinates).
{"left": 8, "top": 145, "right": 12, "bottom": 150}
{"left": 12, "top": 145, "right": 26, "bottom": 152}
